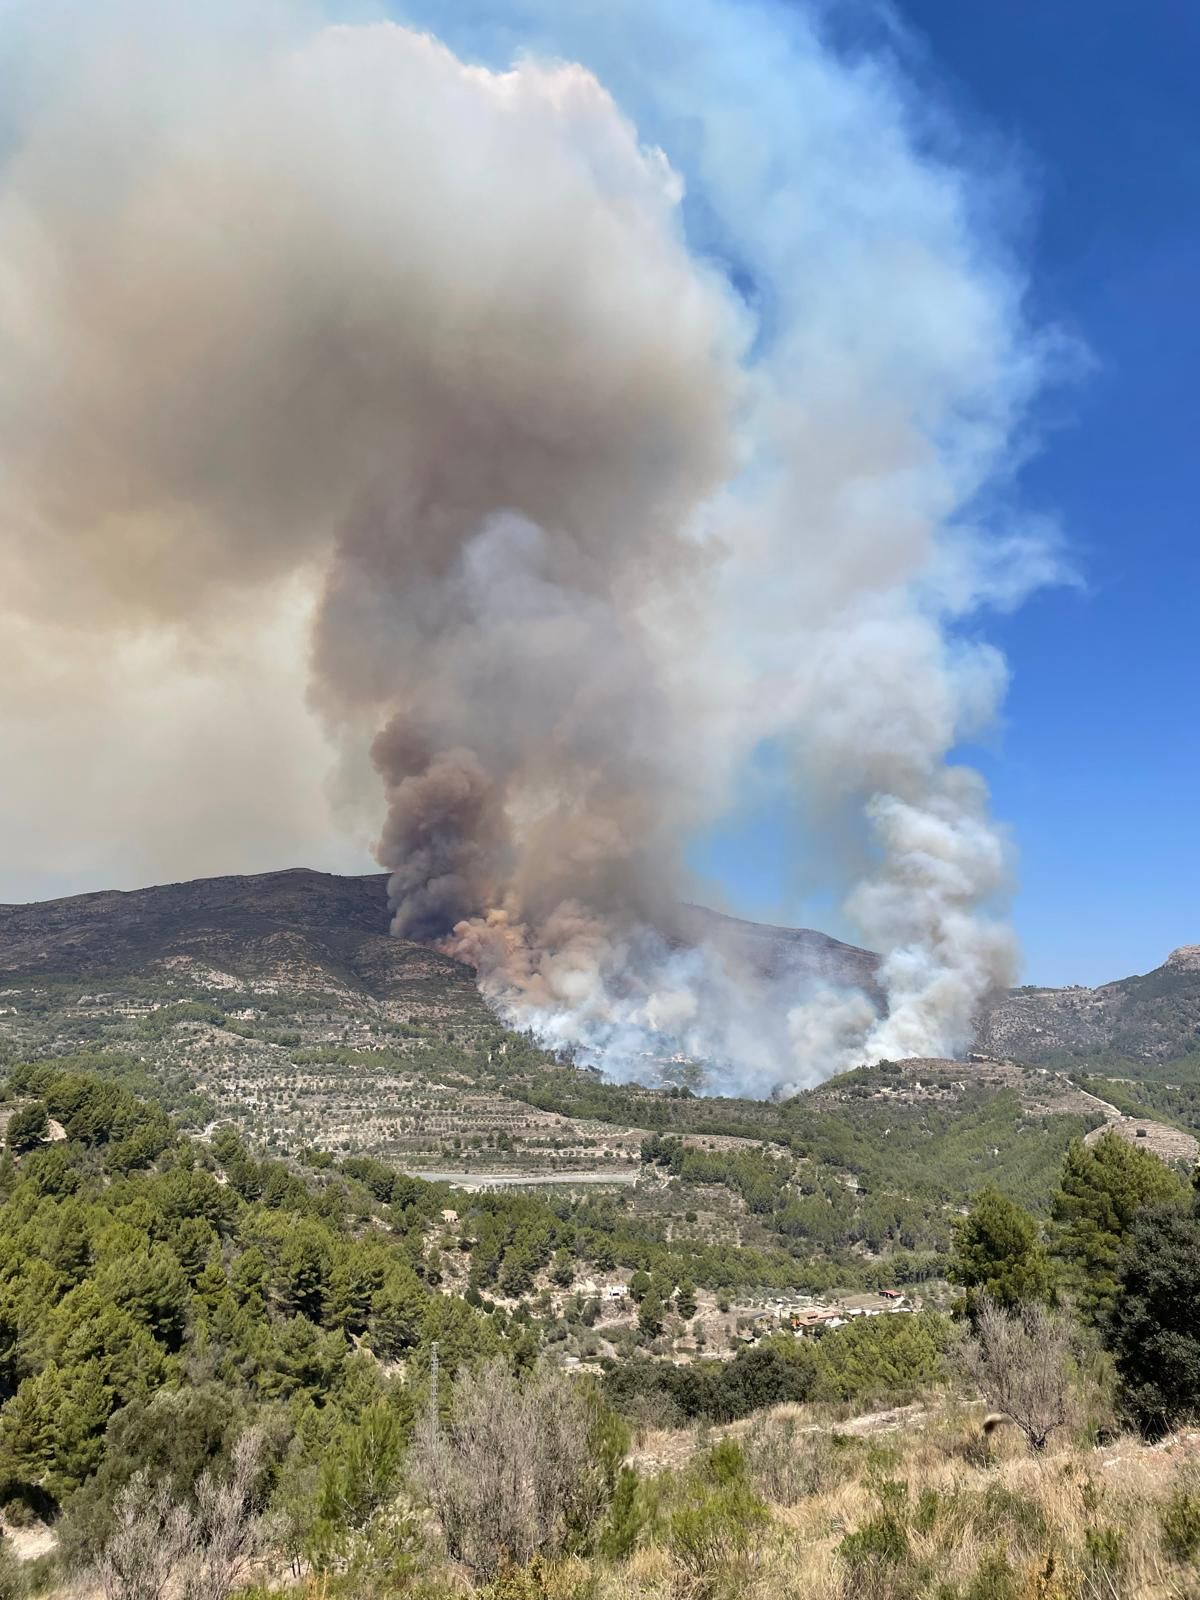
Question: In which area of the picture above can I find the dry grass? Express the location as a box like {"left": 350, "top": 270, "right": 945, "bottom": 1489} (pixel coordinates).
{"left": 554, "top": 1406, "right": 1200, "bottom": 1600}
{"left": 209, "top": 1410, "right": 1200, "bottom": 1600}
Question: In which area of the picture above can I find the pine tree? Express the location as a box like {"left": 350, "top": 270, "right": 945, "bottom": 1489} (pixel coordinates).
{"left": 675, "top": 1279, "right": 698, "bottom": 1321}
{"left": 638, "top": 1290, "right": 664, "bottom": 1340}
{"left": 950, "top": 1186, "right": 1055, "bottom": 1319}
{"left": 1052, "top": 1133, "right": 1187, "bottom": 1320}
{"left": 1107, "top": 1199, "right": 1200, "bottom": 1437}
{"left": 368, "top": 1269, "right": 426, "bottom": 1359}
{"left": 275, "top": 1227, "right": 332, "bottom": 1323}
{"left": 5, "top": 1101, "right": 49, "bottom": 1155}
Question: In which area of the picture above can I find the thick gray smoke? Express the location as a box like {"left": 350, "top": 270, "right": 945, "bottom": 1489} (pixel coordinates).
{"left": 0, "top": 0, "right": 1067, "bottom": 1092}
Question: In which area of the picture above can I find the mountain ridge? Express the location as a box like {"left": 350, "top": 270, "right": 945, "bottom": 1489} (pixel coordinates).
{"left": 0, "top": 867, "right": 885, "bottom": 998}
{"left": 1, "top": 866, "right": 1195, "bottom": 1068}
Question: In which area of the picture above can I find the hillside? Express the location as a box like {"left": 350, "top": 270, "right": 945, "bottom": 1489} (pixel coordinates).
{"left": 0, "top": 1059, "right": 1197, "bottom": 1600}
{"left": 13, "top": 867, "right": 1199, "bottom": 1077}
{"left": 0, "top": 868, "right": 881, "bottom": 1001}
{"left": 1, "top": 883, "right": 1199, "bottom": 1600}
{"left": 0, "top": 867, "right": 481, "bottom": 1012}
{"left": 677, "top": 902, "right": 882, "bottom": 998}
{"left": 977, "top": 943, "right": 1200, "bottom": 1067}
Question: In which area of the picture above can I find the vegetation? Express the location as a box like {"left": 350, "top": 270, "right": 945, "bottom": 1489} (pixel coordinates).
{"left": 411, "top": 1358, "right": 625, "bottom": 1581}
{"left": 1106, "top": 1194, "right": 1200, "bottom": 1437}
{"left": 603, "top": 1313, "right": 949, "bottom": 1427}
{"left": 962, "top": 1297, "right": 1076, "bottom": 1452}
{"left": 0, "top": 1006, "right": 1195, "bottom": 1596}
{"left": 949, "top": 1187, "right": 1056, "bottom": 1318}
{"left": 1050, "top": 1131, "right": 1188, "bottom": 1319}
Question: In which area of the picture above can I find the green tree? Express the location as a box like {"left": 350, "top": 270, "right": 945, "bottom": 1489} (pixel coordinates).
{"left": 1052, "top": 1133, "right": 1187, "bottom": 1319}
{"left": 628, "top": 1270, "right": 651, "bottom": 1303}
{"left": 6, "top": 1102, "right": 49, "bottom": 1155}
{"left": 1106, "top": 1200, "right": 1200, "bottom": 1437}
{"left": 98, "top": 1245, "right": 190, "bottom": 1350}
{"left": 275, "top": 1225, "right": 332, "bottom": 1323}
{"left": 812, "top": 1312, "right": 947, "bottom": 1404}
{"left": 368, "top": 1268, "right": 426, "bottom": 1358}
{"left": 308, "top": 1402, "right": 409, "bottom": 1568}
{"left": 637, "top": 1290, "right": 664, "bottom": 1341}
{"left": 950, "top": 1187, "right": 1055, "bottom": 1318}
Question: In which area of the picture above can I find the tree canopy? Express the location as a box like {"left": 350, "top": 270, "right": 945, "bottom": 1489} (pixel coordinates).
{"left": 951, "top": 1186, "right": 1056, "bottom": 1318}
{"left": 1106, "top": 1198, "right": 1200, "bottom": 1437}
{"left": 1051, "top": 1132, "right": 1187, "bottom": 1319}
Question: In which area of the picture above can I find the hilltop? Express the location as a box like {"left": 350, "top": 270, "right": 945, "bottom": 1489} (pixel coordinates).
{"left": 0, "top": 866, "right": 882, "bottom": 1002}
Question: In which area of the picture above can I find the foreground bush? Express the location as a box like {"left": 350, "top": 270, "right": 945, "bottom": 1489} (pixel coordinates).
{"left": 963, "top": 1297, "right": 1077, "bottom": 1452}
{"left": 413, "top": 1359, "right": 625, "bottom": 1582}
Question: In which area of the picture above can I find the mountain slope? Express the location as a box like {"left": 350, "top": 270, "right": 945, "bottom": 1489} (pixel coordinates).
{"left": 5, "top": 866, "right": 1198, "bottom": 1071}
{"left": 1, "top": 867, "right": 1190, "bottom": 1283}
{"left": 976, "top": 944, "right": 1200, "bottom": 1067}
{"left": 0, "top": 866, "right": 485, "bottom": 1011}
{"left": 0, "top": 868, "right": 882, "bottom": 995}
{"left": 678, "top": 903, "right": 882, "bottom": 998}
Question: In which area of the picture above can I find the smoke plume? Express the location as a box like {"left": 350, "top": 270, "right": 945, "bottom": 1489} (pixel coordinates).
{"left": 0, "top": 0, "right": 1067, "bottom": 1091}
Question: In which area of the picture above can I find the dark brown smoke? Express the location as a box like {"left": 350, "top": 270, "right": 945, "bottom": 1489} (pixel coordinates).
{"left": 371, "top": 719, "right": 508, "bottom": 941}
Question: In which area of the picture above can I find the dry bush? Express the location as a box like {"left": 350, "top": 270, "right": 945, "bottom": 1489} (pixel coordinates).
{"left": 95, "top": 1428, "right": 273, "bottom": 1600}
{"left": 181, "top": 1428, "right": 275, "bottom": 1600}
{"left": 413, "top": 1359, "right": 605, "bottom": 1582}
{"left": 96, "top": 1473, "right": 193, "bottom": 1600}
{"left": 483, "top": 1425, "right": 1200, "bottom": 1600}
{"left": 964, "top": 1297, "right": 1076, "bottom": 1452}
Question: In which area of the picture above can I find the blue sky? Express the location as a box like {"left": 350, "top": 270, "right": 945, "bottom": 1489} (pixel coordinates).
{"left": 691, "top": 0, "right": 1200, "bottom": 985}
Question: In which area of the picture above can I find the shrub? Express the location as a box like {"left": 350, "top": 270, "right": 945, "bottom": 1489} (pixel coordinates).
{"left": 1082, "top": 1524, "right": 1125, "bottom": 1595}
{"left": 0, "top": 1540, "right": 25, "bottom": 1600}
{"left": 413, "top": 1361, "right": 620, "bottom": 1582}
{"left": 964, "top": 1548, "right": 1022, "bottom": 1600}
{"left": 838, "top": 1492, "right": 913, "bottom": 1600}
{"left": 743, "top": 1414, "right": 859, "bottom": 1505}
{"left": 597, "top": 1467, "right": 644, "bottom": 1561}
{"left": 664, "top": 1442, "right": 768, "bottom": 1593}
{"left": 1160, "top": 1485, "right": 1200, "bottom": 1564}
{"left": 964, "top": 1297, "right": 1075, "bottom": 1451}
{"left": 974, "top": 1481, "right": 1049, "bottom": 1555}
{"left": 94, "top": 1428, "right": 271, "bottom": 1600}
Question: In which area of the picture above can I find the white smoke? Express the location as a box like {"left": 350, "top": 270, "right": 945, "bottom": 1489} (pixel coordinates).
{"left": 0, "top": 0, "right": 1070, "bottom": 1092}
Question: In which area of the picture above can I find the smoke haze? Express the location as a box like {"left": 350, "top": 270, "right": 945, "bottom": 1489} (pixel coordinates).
{"left": 0, "top": 0, "right": 1069, "bottom": 1091}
